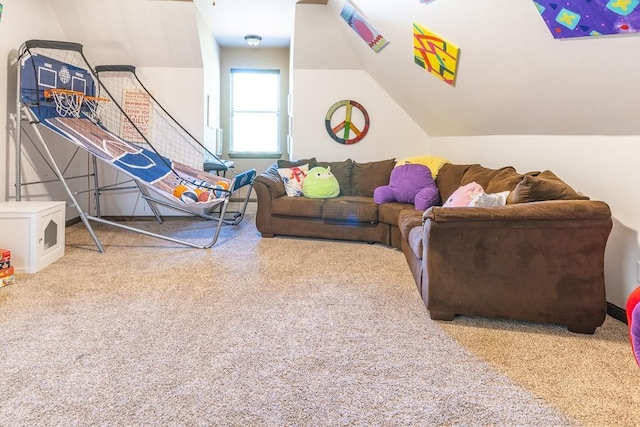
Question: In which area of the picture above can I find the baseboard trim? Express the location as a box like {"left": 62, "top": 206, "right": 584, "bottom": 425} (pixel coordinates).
{"left": 66, "top": 217, "right": 82, "bottom": 227}
{"left": 607, "top": 302, "right": 627, "bottom": 325}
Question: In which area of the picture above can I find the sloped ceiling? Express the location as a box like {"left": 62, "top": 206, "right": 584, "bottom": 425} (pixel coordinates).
{"left": 48, "top": 0, "right": 640, "bottom": 137}
{"left": 323, "top": 0, "right": 640, "bottom": 136}
{"left": 48, "top": 0, "right": 202, "bottom": 67}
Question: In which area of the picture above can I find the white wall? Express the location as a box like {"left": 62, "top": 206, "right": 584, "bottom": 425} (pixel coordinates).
{"left": 0, "top": 0, "right": 85, "bottom": 223}
{"left": 292, "top": 69, "right": 431, "bottom": 162}
{"left": 431, "top": 135, "right": 640, "bottom": 308}
{"left": 325, "top": 0, "right": 640, "bottom": 137}
{"left": 291, "top": 4, "right": 432, "bottom": 163}
{"left": 197, "top": 8, "right": 222, "bottom": 154}
{"left": 48, "top": 0, "right": 202, "bottom": 68}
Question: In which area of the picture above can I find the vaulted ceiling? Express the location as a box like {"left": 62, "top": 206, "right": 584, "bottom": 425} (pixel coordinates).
{"left": 48, "top": 0, "right": 640, "bottom": 137}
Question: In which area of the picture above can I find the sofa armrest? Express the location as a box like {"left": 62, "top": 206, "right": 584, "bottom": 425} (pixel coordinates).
{"left": 254, "top": 165, "right": 286, "bottom": 200}
{"left": 398, "top": 210, "right": 424, "bottom": 238}
{"left": 422, "top": 199, "right": 612, "bottom": 333}
{"left": 254, "top": 165, "right": 286, "bottom": 236}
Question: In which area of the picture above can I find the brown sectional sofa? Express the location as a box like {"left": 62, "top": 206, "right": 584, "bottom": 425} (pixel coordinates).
{"left": 254, "top": 158, "right": 414, "bottom": 249}
{"left": 254, "top": 159, "right": 613, "bottom": 334}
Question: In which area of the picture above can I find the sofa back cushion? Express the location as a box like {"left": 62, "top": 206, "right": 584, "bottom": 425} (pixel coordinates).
{"left": 277, "top": 158, "right": 317, "bottom": 168}
{"left": 461, "top": 165, "right": 518, "bottom": 190}
{"left": 316, "top": 160, "right": 353, "bottom": 196}
{"left": 351, "top": 158, "right": 396, "bottom": 197}
{"left": 483, "top": 167, "right": 524, "bottom": 194}
{"left": 435, "top": 163, "right": 473, "bottom": 202}
{"left": 507, "top": 170, "right": 588, "bottom": 204}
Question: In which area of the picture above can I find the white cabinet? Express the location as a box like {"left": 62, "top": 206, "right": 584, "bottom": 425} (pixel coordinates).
{"left": 0, "top": 201, "right": 66, "bottom": 273}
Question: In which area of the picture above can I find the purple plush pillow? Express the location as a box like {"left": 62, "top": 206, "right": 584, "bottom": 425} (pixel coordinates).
{"left": 373, "top": 164, "right": 440, "bottom": 210}
{"left": 414, "top": 185, "right": 440, "bottom": 210}
{"left": 632, "top": 304, "right": 640, "bottom": 366}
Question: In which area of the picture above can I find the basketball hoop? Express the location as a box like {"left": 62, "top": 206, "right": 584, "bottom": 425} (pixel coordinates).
{"left": 84, "top": 95, "right": 110, "bottom": 121}
{"left": 44, "top": 88, "right": 84, "bottom": 118}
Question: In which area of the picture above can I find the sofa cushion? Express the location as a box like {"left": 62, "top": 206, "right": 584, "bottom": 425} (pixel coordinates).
{"left": 461, "top": 165, "right": 518, "bottom": 190}
{"left": 271, "top": 196, "right": 324, "bottom": 218}
{"left": 485, "top": 167, "right": 523, "bottom": 194}
{"left": 322, "top": 196, "right": 378, "bottom": 223}
{"left": 316, "top": 160, "right": 353, "bottom": 196}
{"left": 351, "top": 158, "right": 396, "bottom": 197}
{"left": 435, "top": 163, "right": 473, "bottom": 203}
{"left": 507, "top": 170, "right": 588, "bottom": 204}
{"left": 378, "top": 202, "right": 416, "bottom": 226}
{"left": 277, "top": 158, "right": 317, "bottom": 168}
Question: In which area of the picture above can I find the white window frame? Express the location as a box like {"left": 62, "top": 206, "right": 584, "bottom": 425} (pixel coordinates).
{"left": 229, "top": 68, "right": 281, "bottom": 158}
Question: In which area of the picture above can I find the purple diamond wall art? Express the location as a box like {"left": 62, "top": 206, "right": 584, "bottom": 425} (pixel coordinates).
{"left": 533, "top": 0, "right": 640, "bottom": 39}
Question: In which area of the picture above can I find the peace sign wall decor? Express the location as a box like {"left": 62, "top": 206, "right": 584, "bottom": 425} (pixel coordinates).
{"left": 325, "top": 100, "right": 370, "bottom": 145}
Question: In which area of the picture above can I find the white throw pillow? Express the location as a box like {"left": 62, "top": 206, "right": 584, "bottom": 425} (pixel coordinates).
{"left": 468, "top": 190, "right": 510, "bottom": 207}
{"left": 277, "top": 164, "right": 309, "bottom": 197}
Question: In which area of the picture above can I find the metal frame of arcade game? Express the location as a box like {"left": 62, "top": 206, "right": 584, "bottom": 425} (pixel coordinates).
{"left": 15, "top": 39, "right": 255, "bottom": 252}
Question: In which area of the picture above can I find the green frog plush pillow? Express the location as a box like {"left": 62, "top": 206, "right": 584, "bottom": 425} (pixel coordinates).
{"left": 303, "top": 166, "right": 340, "bottom": 199}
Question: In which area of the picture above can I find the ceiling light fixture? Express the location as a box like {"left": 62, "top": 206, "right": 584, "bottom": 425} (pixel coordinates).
{"left": 244, "top": 35, "right": 262, "bottom": 47}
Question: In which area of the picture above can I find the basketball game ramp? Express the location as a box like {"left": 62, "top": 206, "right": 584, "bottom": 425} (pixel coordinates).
{"left": 16, "top": 39, "right": 255, "bottom": 251}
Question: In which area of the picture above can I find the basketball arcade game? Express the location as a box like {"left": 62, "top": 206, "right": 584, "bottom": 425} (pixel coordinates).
{"left": 16, "top": 39, "right": 255, "bottom": 251}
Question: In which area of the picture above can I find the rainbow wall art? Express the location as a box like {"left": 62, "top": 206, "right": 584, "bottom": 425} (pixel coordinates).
{"left": 533, "top": 0, "right": 640, "bottom": 38}
{"left": 413, "top": 21, "right": 460, "bottom": 86}
{"left": 340, "top": 0, "right": 389, "bottom": 53}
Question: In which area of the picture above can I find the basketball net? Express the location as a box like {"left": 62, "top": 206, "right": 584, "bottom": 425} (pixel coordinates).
{"left": 45, "top": 88, "right": 84, "bottom": 118}
{"left": 84, "top": 95, "right": 110, "bottom": 121}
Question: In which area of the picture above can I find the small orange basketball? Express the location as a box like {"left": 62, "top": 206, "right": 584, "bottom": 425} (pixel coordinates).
{"left": 173, "top": 184, "right": 188, "bottom": 198}
{"left": 215, "top": 180, "right": 230, "bottom": 190}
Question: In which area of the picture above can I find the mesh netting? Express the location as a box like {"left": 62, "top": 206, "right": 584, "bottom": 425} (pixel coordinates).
{"left": 19, "top": 41, "right": 228, "bottom": 191}
{"left": 93, "top": 67, "right": 212, "bottom": 172}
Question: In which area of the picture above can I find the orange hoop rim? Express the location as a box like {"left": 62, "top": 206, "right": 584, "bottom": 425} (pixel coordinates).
{"left": 84, "top": 95, "right": 110, "bottom": 102}
{"left": 44, "top": 88, "right": 84, "bottom": 98}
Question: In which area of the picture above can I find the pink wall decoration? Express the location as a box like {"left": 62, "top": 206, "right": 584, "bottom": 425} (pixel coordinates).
{"left": 340, "top": 0, "right": 389, "bottom": 53}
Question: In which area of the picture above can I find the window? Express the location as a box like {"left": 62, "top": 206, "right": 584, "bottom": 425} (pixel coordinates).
{"left": 229, "top": 69, "right": 281, "bottom": 156}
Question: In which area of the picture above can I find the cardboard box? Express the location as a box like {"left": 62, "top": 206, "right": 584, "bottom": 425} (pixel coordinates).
{"left": 0, "top": 260, "right": 9, "bottom": 269}
{"left": 0, "top": 248, "right": 9, "bottom": 262}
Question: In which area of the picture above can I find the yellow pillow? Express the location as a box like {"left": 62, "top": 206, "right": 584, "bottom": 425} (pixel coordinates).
{"left": 396, "top": 155, "right": 450, "bottom": 178}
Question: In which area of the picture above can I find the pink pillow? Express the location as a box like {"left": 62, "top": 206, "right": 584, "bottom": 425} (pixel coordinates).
{"left": 442, "top": 182, "right": 485, "bottom": 207}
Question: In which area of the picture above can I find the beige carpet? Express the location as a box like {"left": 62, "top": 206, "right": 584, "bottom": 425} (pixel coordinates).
{"left": 0, "top": 203, "right": 637, "bottom": 426}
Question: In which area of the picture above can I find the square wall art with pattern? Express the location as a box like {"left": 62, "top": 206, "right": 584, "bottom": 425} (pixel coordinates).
{"left": 533, "top": 0, "right": 640, "bottom": 38}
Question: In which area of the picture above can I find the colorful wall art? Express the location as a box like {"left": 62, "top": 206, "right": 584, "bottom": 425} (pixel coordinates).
{"left": 413, "top": 21, "right": 460, "bottom": 86}
{"left": 533, "top": 0, "right": 640, "bottom": 38}
{"left": 340, "top": 0, "right": 389, "bottom": 53}
{"left": 0, "top": 4, "right": 3, "bottom": 24}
